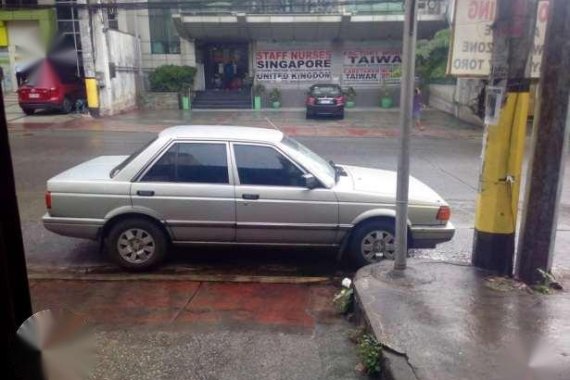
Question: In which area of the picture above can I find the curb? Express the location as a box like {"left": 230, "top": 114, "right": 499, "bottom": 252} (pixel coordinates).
{"left": 27, "top": 269, "right": 336, "bottom": 284}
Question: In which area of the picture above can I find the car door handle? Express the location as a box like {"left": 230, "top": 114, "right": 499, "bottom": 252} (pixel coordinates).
{"left": 242, "top": 193, "right": 260, "bottom": 200}
{"left": 137, "top": 190, "right": 155, "bottom": 197}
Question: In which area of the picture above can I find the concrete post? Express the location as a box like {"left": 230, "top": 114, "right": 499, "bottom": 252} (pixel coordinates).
{"left": 394, "top": 0, "right": 418, "bottom": 270}
{"left": 516, "top": 0, "right": 570, "bottom": 284}
{"left": 471, "top": 0, "right": 538, "bottom": 275}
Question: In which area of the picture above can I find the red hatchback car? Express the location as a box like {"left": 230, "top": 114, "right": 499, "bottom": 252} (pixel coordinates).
{"left": 18, "top": 60, "right": 85, "bottom": 115}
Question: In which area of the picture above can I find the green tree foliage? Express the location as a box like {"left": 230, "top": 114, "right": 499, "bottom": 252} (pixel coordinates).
{"left": 149, "top": 65, "right": 197, "bottom": 93}
{"left": 416, "top": 29, "right": 451, "bottom": 81}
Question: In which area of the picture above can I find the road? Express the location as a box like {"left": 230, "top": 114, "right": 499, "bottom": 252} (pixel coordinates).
{"left": 8, "top": 112, "right": 570, "bottom": 379}
{"left": 9, "top": 126, "right": 570, "bottom": 275}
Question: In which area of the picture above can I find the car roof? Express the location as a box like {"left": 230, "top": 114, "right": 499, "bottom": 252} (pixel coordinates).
{"left": 159, "top": 125, "right": 284, "bottom": 142}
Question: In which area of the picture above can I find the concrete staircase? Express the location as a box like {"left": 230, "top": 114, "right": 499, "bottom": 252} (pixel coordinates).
{"left": 192, "top": 89, "right": 252, "bottom": 109}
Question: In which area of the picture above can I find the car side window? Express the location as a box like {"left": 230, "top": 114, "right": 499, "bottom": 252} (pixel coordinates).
{"left": 141, "top": 143, "right": 229, "bottom": 184}
{"left": 176, "top": 143, "right": 229, "bottom": 184}
{"left": 141, "top": 145, "right": 177, "bottom": 182}
{"left": 234, "top": 144, "right": 305, "bottom": 187}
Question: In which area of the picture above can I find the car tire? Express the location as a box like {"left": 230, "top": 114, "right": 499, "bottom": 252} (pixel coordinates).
{"left": 338, "top": 111, "right": 345, "bottom": 120}
{"left": 22, "top": 108, "right": 34, "bottom": 115}
{"left": 61, "top": 97, "right": 73, "bottom": 114}
{"left": 348, "top": 219, "right": 396, "bottom": 268}
{"left": 106, "top": 218, "right": 168, "bottom": 271}
{"left": 306, "top": 110, "right": 312, "bottom": 119}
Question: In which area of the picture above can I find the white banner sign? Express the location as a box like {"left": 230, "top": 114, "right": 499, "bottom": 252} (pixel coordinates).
{"left": 343, "top": 49, "right": 402, "bottom": 84}
{"left": 449, "top": 0, "right": 550, "bottom": 78}
{"left": 448, "top": 0, "right": 496, "bottom": 76}
{"left": 255, "top": 49, "right": 332, "bottom": 82}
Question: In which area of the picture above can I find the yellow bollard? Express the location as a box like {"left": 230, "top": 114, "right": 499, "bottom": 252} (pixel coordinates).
{"left": 85, "top": 77, "right": 100, "bottom": 117}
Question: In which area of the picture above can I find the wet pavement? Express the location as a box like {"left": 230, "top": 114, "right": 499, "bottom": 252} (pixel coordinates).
{"left": 354, "top": 260, "right": 570, "bottom": 380}
{"left": 30, "top": 279, "right": 362, "bottom": 380}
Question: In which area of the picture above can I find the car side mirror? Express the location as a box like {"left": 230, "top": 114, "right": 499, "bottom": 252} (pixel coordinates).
{"left": 303, "top": 173, "right": 319, "bottom": 189}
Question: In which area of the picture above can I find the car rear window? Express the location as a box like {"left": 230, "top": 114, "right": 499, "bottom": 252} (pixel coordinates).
{"left": 110, "top": 137, "right": 158, "bottom": 178}
{"left": 312, "top": 86, "right": 341, "bottom": 96}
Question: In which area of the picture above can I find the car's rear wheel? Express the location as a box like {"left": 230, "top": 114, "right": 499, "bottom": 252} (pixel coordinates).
{"left": 348, "top": 220, "right": 396, "bottom": 268}
{"left": 22, "top": 107, "right": 34, "bottom": 115}
{"left": 106, "top": 218, "right": 167, "bottom": 271}
{"left": 337, "top": 110, "right": 345, "bottom": 120}
{"left": 61, "top": 97, "right": 73, "bottom": 114}
{"left": 306, "top": 110, "right": 313, "bottom": 119}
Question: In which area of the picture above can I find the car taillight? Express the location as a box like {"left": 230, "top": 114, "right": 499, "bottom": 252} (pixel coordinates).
{"left": 307, "top": 96, "right": 316, "bottom": 105}
{"left": 45, "top": 191, "right": 52, "bottom": 209}
{"left": 436, "top": 206, "right": 450, "bottom": 221}
{"left": 335, "top": 96, "right": 345, "bottom": 105}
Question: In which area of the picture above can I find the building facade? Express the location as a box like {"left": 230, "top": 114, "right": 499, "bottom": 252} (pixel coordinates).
{"left": 0, "top": 0, "right": 57, "bottom": 92}
{"left": 77, "top": 0, "right": 449, "bottom": 112}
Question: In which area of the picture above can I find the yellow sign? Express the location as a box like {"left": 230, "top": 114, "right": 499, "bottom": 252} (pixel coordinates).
{"left": 0, "top": 21, "right": 8, "bottom": 47}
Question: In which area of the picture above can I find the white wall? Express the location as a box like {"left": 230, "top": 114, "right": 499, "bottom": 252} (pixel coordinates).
{"left": 105, "top": 30, "right": 139, "bottom": 114}
{"left": 79, "top": 3, "right": 141, "bottom": 116}
{"left": 428, "top": 79, "right": 484, "bottom": 126}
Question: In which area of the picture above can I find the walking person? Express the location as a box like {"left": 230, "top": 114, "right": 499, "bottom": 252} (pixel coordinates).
{"left": 413, "top": 87, "right": 425, "bottom": 131}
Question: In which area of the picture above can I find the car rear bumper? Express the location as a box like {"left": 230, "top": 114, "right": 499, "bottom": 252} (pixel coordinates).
{"left": 42, "top": 214, "right": 103, "bottom": 240}
{"left": 19, "top": 101, "right": 63, "bottom": 110}
{"left": 410, "top": 222, "right": 455, "bottom": 249}
{"left": 307, "top": 104, "right": 344, "bottom": 115}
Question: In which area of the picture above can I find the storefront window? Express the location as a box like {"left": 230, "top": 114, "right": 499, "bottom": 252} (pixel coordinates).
{"left": 149, "top": 1, "right": 180, "bottom": 55}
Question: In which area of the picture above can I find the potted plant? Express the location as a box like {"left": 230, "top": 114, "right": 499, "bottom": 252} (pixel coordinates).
{"left": 148, "top": 64, "right": 197, "bottom": 110}
{"left": 269, "top": 88, "right": 281, "bottom": 108}
{"left": 344, "top": 87, "right": 356, "bottom": 108}
{"left": 380, "top": 79, "right": 393, "bottom": 109}
{"left": 253, "top": 83, "right": 265, "bottom": 110}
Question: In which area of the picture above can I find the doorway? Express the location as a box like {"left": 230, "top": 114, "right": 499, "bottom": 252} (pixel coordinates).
{"left": 201, "top": 42, "right": 249, "bottom": 91}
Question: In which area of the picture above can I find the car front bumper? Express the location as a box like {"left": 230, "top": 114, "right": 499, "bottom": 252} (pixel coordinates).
{"left": 410, "top": 222, "right": 455, "bottom": 249}
{"left": 42, "top": 214, "right": 103, "bottom": 240}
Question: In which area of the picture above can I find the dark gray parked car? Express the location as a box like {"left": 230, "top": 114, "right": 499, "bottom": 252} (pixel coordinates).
{"left": 305, "top": 84, "right": 345, "bottom": 119}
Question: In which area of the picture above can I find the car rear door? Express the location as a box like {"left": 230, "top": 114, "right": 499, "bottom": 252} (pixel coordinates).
{"left": 230, "top": 142, "right": 338, "bottom": 245}
{"left": 131, "top": 141, "right": 235, "bottom": 242}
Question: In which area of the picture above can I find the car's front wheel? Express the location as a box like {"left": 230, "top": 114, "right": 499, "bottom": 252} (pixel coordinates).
{"left": 348, "top": 220, "right": 396, "bottom": 268}
{"left": 106, "top": 218, "right": 168, "bottom": 271}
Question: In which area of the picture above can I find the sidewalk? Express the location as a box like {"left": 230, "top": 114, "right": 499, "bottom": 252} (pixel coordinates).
{"left": 7, "top": 106, "right": 483, "bottom": 140}
{"left": 30, "top": 278, "right": 362, "bottom": 380}
{"left": 354, "top": 260, "right": 570, "bottom": 380}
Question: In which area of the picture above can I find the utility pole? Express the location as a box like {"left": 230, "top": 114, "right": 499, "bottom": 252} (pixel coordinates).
{"left": 472, "top": 0, "right": 538, "bottom": 275}
{"left": 516, "top": 0, "right": 570, "bottom": 284}
{"left": 394, "top": 0, "right": 418, "bottom": 270}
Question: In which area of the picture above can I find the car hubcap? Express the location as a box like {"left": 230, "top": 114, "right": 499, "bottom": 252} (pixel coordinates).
{"left": 361, "top": 230, "right": 396, "bottom": 261}
{"left": 117, "top": 228, "right": 155, "bottom": 264}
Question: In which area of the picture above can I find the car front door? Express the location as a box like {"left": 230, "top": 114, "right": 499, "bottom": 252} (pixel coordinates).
{"left": 231, "top": 143, "right": 338, "bottom": 245}
{"left": 131, "top": 141, "right": 235, "bottom": 242}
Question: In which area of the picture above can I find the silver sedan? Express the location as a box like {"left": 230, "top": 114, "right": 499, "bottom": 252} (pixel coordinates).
{"left": 43, "top": 125, "right": 454, "bottom": 270}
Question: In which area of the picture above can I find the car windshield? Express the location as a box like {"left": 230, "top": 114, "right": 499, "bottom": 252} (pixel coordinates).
{"left": 110, "top": 137, "right": 157, "bottom": 178}
{"left": 311, "top": 86, "right": 341, "bottom": 96}
{"left": 280, "top": 136, "right": 336, "bottom": 187}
